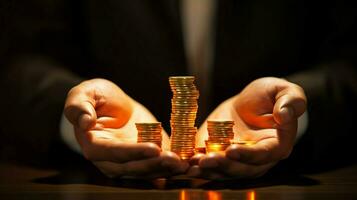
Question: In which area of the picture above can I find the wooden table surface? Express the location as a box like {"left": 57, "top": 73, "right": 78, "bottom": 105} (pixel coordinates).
{"left": 0, "top": 162, "right": 356, "bottom": 200}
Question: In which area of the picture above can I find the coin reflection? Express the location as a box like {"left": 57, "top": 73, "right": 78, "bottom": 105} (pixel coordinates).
{"left": 206, "top": 191, "right": 222, "bottom": 200}
{"left": 247, "top": 190, "right": 256, "bottom": 200}
{"left": 180, "top": 190, "right": 189, "bottom": 200}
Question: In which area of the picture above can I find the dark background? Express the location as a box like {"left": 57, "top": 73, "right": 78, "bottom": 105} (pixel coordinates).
{"left": 0, "top": 0, "right": 356, "bottom": 174}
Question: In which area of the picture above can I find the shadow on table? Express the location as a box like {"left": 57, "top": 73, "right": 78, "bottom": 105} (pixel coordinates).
{"left": 32, "top": 163, "right": 319, "bottom": 190}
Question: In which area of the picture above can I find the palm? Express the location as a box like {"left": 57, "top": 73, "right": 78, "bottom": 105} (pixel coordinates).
{"left": 88, "top": 101, "right": 170, "bottom": 150}
{"left": 66, "top": 79, "right": 182, "bottom": 178}
{"left": 197, "top": 78, "right": 297, "bottom": 149}
{"left": 190, "top": 78, "right": 306, "bottom": 179}
{"left": 68, "top": 79, "right": 169, "bottom": 149}
{"left": 196, "top": 97, "right": 282, "bottom": 149}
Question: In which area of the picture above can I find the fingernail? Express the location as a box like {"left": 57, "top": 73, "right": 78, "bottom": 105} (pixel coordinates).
{"left": 280, "top": 106, "right": 295, "bottom": 123}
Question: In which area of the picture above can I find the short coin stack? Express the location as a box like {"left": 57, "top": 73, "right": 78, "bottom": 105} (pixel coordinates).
{"left": 205, "top": 120, "right": 235, "bottom": 153}
{"left": 136, "top": 122, "right": 162, "bottom": 148}
{"left": 169, "top": 76, "right": 199, "bottom": 160}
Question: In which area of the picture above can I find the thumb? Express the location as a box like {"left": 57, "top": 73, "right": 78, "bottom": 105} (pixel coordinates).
{"left": 64, "top": 87, "right": 97, "bottom": 130}
{"left": 273, "top": 84, "right": 307, "bottom": 125}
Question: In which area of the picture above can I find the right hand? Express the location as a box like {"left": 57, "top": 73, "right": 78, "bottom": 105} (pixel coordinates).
{"left": 64, "top": 78, "right": 188, "bottom": 178}
{"left": 188, "top": 77, "right": 306, "bottom": 179}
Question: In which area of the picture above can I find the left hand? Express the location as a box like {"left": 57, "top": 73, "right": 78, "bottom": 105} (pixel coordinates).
{"left": 64, "top": 79, "right": 187, "bottom": 179}
{"left": 188, "top": 77, "right": 307, "bottom": 179}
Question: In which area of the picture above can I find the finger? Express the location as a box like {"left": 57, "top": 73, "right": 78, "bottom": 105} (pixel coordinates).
{"left": 199, "top": 152, "right": 226, "bottom": 169}
{"left": 64, "top": 86, "right": 97, "bottom": 130}
{"left": 126, "top": 154, "right": 187, "bottom": 178}
{"left": 274, "top": 85, "right": 307, "bottom": 125}
{"left": 187, "top": 165, "right": 226, "bottom": 179}
{"left": 189, "top": 153, "right": 205, "bottom": 165}
{"left": 200, "top": 171, "right": 226, "bottom": 180}
{"left": 159, "top": 151, "right": 189, "bottom": 174}
{"left": 94, "top": 160, "right": 172, "bottom": 179}
{"left": 93, "top": 161, "right": 124, "bottom": 178}
{"left": 187, "top": 165, "right": 201, "bottom": 177}
{"left": 199, "top": 153, "right": 274, "bottom": 178}
{"left": 66, "top": 102, "right": 97, "bottom": 130}
{"left": 95, "top": 152, "right": 187, "bottom": 178}
{"left": 81, "top": 136, "right": 161, "bottom": 163}
{"left": 248, "top": 114, "right": 277, "bottom": 129}
{"left": 96, "top": 116, "right": 128, "bottom": 129}
{"left": 226, "top": 134, "right": 294, "bottom": 165}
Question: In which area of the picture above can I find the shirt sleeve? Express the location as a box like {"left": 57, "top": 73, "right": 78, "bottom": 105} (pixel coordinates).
{"left": 296, "top": 111, "right": 308, "bottom": 142}
{"left": 60, "top": 113, "right": 82, "bottom": 154}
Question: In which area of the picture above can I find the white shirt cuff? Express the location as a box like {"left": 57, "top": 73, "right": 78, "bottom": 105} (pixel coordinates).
{"left": 60, "top": 113, "right": 82, "bottom": 154}
{"left": 296, "top": 111, "right": 308, "bottom": 142}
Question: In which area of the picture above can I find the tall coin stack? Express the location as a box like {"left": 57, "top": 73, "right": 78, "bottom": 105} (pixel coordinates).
{"left": 169, "top": 76, "right": 199, "bottom": 160}
{"left": 205, "top": 120, "right": 235, "bottom": 153}
{"left": 136, "top": 122, "right": 162, "bottom": 148}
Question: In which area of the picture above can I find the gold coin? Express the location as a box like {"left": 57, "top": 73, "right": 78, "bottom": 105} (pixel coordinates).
{"left": 169, "top": 76, "right": 199, "bottom": 160}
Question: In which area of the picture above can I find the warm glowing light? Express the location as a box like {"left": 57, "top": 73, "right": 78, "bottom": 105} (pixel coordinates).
{"left": 180, "top": 190, "right": 189, "bottom": 200}
{"left": 247, "top": 190, "right": 256, "bottom": 200}
{"left": 207, "top": 191, "right": 222, "bottom": 200}
{"left": 209, "top": 144, "right": 222, "bottom": 151}
{"left": 205, "top": 141, "right": 227, "bottom": 153}
{"left": 194, "top": 147, "right": 206, "bottom": 154}
{"left": 230, "top": 140, "right": 256, "bottom": 146}
{"left": 152, "top": 178, "right": 166, "bottom": 190}
{"left": 179, "top": 154, "right": 191, "bottom": 161}
{"left": 244, "top": 141, "right": 256, "bottom": 146}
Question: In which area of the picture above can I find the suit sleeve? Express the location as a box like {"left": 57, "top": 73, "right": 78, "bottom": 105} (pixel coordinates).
{"left": 275, "top": 1, "right": 357, "bottom": 171}
{"left": 285, "top": 63, "right": 357, "bottom": 172}
{"left": 0, "top": 1, "right": 85, "bottom": 164}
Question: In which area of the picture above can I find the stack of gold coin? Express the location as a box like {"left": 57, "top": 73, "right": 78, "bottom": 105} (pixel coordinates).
{"left": 205, "top": 120, "right": 235, "bottom": 153}
{"left": 135, "top": 122, "right": 162, "bottom": 148}
{"left": 169, "top": 76, "right": 199, "bottom": 160}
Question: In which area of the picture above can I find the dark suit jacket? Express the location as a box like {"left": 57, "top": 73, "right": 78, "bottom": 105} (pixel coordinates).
{"left": 0, "top": 0, "right": 356, "bottom": 172}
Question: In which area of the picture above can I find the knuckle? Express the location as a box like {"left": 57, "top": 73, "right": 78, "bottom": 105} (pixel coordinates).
{"left": 66, "top": 85, "right": 81, "bottom": 99}
{"left": 291, "top": 84, "right": 307, "bottom": 100}
{"left": 63, "top": 105, "right": 77, "bottom": 118}
{"left": 67, "top": 86, "right": 76, "bottom": 96}
{"left": 145, "top": 142, "right": 160, "bottom": 150}
{"left": 292, "top": 83, "right": 304, "bottom": 92}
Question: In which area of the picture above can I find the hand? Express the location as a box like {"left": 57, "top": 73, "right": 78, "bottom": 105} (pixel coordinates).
{"left": 189, "top": 77, "right": 307, "bottom": 179}
{"left": 64, "top": 78, "right": 188, "bottom": 178}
